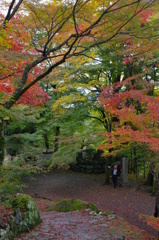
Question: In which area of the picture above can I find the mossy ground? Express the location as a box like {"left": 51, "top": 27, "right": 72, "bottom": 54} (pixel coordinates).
{"left": 47, "top": 199, "right": 100, "bottom": 213}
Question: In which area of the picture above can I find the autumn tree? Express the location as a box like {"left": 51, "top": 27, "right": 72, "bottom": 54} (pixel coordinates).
{"left": 30, "top": 0, "right": 159, "bottom": 170}
{"left": 0, "top": 0, "right": 158, "bottom": 165}
{"left": 1, "top": 0, "right": 157, "bottom": 108}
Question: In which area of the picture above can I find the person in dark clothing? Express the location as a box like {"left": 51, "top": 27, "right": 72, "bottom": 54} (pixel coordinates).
{"left": 110, "top": 164, "right": 120, "bottom": 188}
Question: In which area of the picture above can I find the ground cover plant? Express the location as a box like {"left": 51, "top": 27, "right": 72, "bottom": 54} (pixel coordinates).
{"left": 47, "top": 199, "right": 100, "bottom": 213}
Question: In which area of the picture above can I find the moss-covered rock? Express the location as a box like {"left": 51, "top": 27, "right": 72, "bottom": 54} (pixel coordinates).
{"left": 47, "top": 199, "right": 100, "bottom": 213}
{"left": 11, "top": 193, "right": 42, "bottom": 230}
{"left": 0, "top": 194, "right": 42, "bottom": 240}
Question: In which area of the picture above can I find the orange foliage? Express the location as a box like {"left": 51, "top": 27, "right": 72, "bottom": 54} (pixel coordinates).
{"left": 0, "top": 15, "right": 48, "bottom": 106}
{"left": 0, "top": 0, "right": 158, "bottom": 109}
{"left": 98, "top": 79, "right": 159, "bottom": 153}
{"left": 140, "top": 214, "right": 159, "bottom": 231}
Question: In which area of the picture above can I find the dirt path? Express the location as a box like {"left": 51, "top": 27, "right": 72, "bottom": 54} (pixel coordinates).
{"left": 22, "top": 169, "right": 157, "bottom": 238}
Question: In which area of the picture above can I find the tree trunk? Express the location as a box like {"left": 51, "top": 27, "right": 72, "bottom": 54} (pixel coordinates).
{"left": 54, "top": 126, "right": 60, "bottom": 153}
{"left": 147, "top": 169, "right": 154, "bottom": 186}
{"left": 143, "top": 161, "right": 146, "bottom": 179}
{"left": 136, "top": 168, "right": 140, "bottom": 190}
{"left": 130, "top": 153, "right": 133, "bottom": 174}
{"left": 43, "top": 132, "right": 49, "bottom": 152}
{"left": 133, "top": 147, "right": 137, "bottom": 174}
{"left": 0, "top": 118, "right": 5, "bottom": 165}
{"left": 152, "top": 179, "right": 157, "bottom": 196}
{"left": 104, "top": 158, "right": 110, "bottom": 185}
{"left": 155, "top": 180, "right": 159, "bottom": 217}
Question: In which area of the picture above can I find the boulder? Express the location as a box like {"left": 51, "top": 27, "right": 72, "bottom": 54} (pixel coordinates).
{"left": 0, "top": 194, "right": 42, "bottom": 239}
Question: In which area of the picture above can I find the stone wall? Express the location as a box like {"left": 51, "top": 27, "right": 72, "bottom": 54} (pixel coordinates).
{"left": 70, "top": 150, "right": 106, "bottom": 174}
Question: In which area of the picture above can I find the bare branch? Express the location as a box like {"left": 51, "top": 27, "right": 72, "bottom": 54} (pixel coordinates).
{"left": 72, "top": 0, "right": 79, "bottom": 35}
{"left": 0, "top": 70, "right": 23, "bottom": 80}
{"left": 84, "top": 115, "right": 104, "bottom": 125}
{"left": 3, "top": 0, "right": 23, "bottom": 27}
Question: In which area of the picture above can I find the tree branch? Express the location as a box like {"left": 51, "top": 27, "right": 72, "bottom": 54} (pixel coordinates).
{"left": 3, "top": 0, "right": 23, "bottom": 27}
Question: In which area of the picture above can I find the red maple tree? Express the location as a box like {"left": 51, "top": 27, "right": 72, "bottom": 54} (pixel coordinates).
{"left": 98, "top": 78, "right": 159, "bottom": 154}
{"left": 0, "top": 15, "right": 49, "bottom": 107}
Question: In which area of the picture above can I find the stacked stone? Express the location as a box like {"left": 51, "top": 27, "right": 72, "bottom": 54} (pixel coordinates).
{"left": 70, "top": 150, "right": 105, "bottom": 174}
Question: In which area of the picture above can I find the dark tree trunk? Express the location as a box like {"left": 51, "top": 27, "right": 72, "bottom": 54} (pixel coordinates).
{"left": 54, "top": 126, "right": 60, "bottom": 153}
{"left": 0, "top": 118, "right": 5, "bottom": 165}
{"left": 152, "top": 179, "right": 157, "bottom": 196}
{"left": 130, "top": 153, "right": 133, "bottom": 174}
{"left": 147, "top": 169, "right": 154, "bottom": 186}
{"left": 143, "top": 161, "right": 146, "bottom": 179}
{"left": 104, "top": 158, "right": 110, "bottom": 185}
{"left": 133, "top": 147, "right": 137, "bottom": 174}
{"left": 43, "top": 132, "right": 49, "bottom": 152}
{"left": 115, "top": 73, "right": 121, "bottom": 83}
{"left": 133, "top": 147, "right": 140, "bottom": 189}
{"left": 155, "top": 181, "right": 159, "bottom": 219}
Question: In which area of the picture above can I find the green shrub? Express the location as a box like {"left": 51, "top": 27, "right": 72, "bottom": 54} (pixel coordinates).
{"left": 47, "top": 199, "right": 100, "bottom": 213}
{"left": 0, "top": 161, "right": 42, "bottom": 206}
{"left": 0, "top": 134, "right": 5, "bottom": 165}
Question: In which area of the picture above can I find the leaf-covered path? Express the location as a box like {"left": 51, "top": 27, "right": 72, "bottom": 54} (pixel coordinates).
{"left": 21, "top": 169, "right": 157, "bottom": 238}
{"left": 17, "top": 207, "right": 154, "bottom": 240}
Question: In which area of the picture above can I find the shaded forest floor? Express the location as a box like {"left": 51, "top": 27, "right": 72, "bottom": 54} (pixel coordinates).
{"left": 16, "top": 169, "right": 158, "bottom": 239}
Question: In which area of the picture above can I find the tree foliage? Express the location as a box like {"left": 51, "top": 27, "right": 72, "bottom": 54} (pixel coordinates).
{"left": 0, "top": 0, "right": 158, "bottom": 109}
{"left": 0, "top": 0, "right": 159, "bottom": 203}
